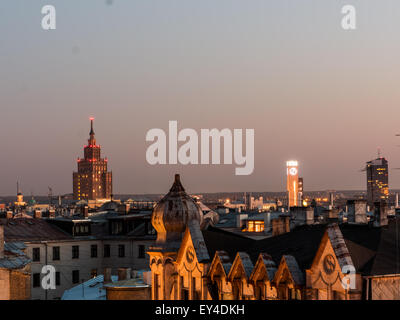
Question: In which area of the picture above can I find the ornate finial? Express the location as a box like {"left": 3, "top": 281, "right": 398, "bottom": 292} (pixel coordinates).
{"left": 170, "top": 174, "right": 185, "bottom": 192}
{"left": 89, "top": 117, "right": 95, "bottom": 136}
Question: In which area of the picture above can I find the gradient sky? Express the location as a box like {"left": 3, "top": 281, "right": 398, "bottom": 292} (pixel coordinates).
{"left": 1, "top": 0, "right": 400, "bottom": 195}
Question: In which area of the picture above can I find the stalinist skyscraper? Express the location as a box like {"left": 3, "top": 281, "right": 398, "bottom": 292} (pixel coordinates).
{"left": 73, "top": 118, "right": 112, "bottom": 200}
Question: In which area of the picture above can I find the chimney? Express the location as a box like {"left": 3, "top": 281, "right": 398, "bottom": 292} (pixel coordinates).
{"left": 328, "top": 208, "right": 339, "bottom": 220}
{"left": 284, "top": 216, "right": 290, "bottom": 233}
{"left": 6, "top": 211, "right": 13, "bottom": 219}
{"left": 117, "top": 267, "right": 131, "bottom": 281}
{"left": 236, "top": 214, "right": 248, "bottom": 228}
{"left": 118, "top": 203, "right": 130, "bottom": 215}
{"left": 347, "top": 200, "right": 367, "bottom": 224}
{"left": 103, "top": 267, "right": 112, "bottom": 284}
{"left": 272, "top": 217, "right": 290, "bottom": 236}
{"left": 34, "top": 210, "right": 42, "bottom": 219}
{"left": 0, "top": 224, "right": 4, "bottom": 259}
{"left": 373, "top": 201, "right": 388, "bottom": 227}
{"left": 48, "top": 209, "right": 56, "bottom": 219}
{"left": 81, "top": 205, "right": 89, "bottom": 218}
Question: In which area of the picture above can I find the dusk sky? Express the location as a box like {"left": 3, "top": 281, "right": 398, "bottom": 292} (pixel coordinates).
{"left": 1, "top": 0, "right": 400, "bottom": 195}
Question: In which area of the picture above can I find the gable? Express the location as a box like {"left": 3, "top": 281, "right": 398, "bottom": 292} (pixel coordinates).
{"left": 274, "top": 255, "right": 304, "bottom": 287}
{"left": 228, "top": 252, "right": 254, "bottom": 281}
{"left": 207, "top": 251, "right": 232, "bottom": 279}
{"left": 176, "top": 220, "right": 209, "bottom": 272}
{"left": 309, "top": 226, "right": 354, "bottom": 291}
{"left": 250, "top": 253, "right": 277, "bottom": 282}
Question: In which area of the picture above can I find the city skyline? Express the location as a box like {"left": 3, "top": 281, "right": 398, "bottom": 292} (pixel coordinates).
{"left": 2, "top": 1, "right": 400, "bottom": 195}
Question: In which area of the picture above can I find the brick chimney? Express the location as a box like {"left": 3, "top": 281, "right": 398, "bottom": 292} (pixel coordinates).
{"left": 272, "top": 217, "right": 290, "bottom": 236}
{"left": 327, "top": 208, "right": 339, "bottom": 219}
{"left": 103, "top": 267, "right": 112, "bottom": 284}
{"left": 34, "top": 210, "right": 42, "bottom": 219}
{"left": 0, "top": 224, "right": 4, "bottom": 259}
{"left": 284, "top": 216, "right": 290, "bottom": 233}
{"left": 373, "top": 201, "right": 388, "bottom": 227}
{"left": 117, "top": 267, "right": 131, "bottom": 281}
{"left": 347, "top": 200, "right": 367, "bottom": 224}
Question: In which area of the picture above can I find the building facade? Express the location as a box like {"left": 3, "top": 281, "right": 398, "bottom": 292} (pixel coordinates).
{"left": 0, "top": 225, "right": 31, "bottom": 300}
{"left": 149, "top": 174, "right": 400, "bottom": 301}
{"left": 73, "top": 118, "right": 112, "bottom": 201}
{"left": 2, "top": 209, "right": 155, "bottom": 300}
{"left": 366, "top": 157, "right": 389, "bottom": 207}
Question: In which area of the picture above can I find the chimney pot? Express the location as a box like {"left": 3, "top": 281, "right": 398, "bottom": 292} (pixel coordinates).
{"left": 117, "top": 267, "right": 131, "bottom": 281}
{"left": 103, "top": 268, "right": 112, "bottom": 284}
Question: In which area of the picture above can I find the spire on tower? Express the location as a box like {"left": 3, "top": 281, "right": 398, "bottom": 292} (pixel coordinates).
{"left": 88, "top": 117, "right": 96, "bottom": 145}
{"left": 89, "top": 117, "right": 95, "bottom": 135}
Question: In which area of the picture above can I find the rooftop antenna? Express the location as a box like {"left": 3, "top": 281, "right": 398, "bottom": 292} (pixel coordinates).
{"left": 377, "top": 147, "right": 381, "bottom": 159}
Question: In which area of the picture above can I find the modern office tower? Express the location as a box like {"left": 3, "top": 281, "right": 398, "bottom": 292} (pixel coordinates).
{"left": 366, "top": 157, "right": 389, "bottom": 207}
{"left": 73, "top": 118, "right": 112, "bottom": 200}
{"left": 286, "top": 160, "right": 299, "bottom": 208}
{"left": 298, "top": 177, "right": 304, "bottom": 206}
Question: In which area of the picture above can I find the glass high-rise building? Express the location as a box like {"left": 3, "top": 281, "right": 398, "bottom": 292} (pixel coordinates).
{"left": 366, "top": 157, "right": 388, "bottom": 207}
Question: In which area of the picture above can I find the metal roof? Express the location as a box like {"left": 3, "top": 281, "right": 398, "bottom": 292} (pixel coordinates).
{"left": 1, "top": 218, "right": 72, "bottom": 241}
{"left": 0, "top": 241, "right": 31, "bottom": 270}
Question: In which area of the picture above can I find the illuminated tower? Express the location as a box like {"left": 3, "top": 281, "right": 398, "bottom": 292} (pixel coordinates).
{"left": 73, "top": 118, "right": 112, "bottom": 200}
{"left": 366, "top": 157, "right": 388, "bottom": 207}
{"left": 286, "top": 160, "right": 299, "bottom": 208}
{"left": 14, "top": 181, "right": 26, "bottom": 207}
{"left": 298, "top": 177, "right": 304, "bottom": 206}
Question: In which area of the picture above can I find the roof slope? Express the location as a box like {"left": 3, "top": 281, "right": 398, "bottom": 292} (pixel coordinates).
{"left": 206, "top": 217, "right": 400, "bottom": 277}
{"left": 202, "top": 226, "right": 256, "bottom": 262}
{"left": 1, "top": 218, "right": 72, "bottom": 241}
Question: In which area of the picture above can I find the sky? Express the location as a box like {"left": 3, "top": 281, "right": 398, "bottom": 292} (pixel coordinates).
{"left": 1, "top": 0, "right": 400, "bottom": 195}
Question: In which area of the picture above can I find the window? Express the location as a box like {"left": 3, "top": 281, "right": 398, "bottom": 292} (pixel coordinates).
{"left": 72, "top": 270, "right": 80, "bottom": 284}
{"left": 154, "top": 274, "right": 159, "bottom": 300}
{"left": 33, "top": 273, "right": 41, "bottom": 288}
{"left": 91, "top": 245, "right": 98, "bottom": 258}
{"left": 53, "top": 247, "right": 60, "bottom": 261}
{"left": 56, "top": 272, "right": 60, "bottom": 286}
{"left": 104, "top": 244, "right": 110, "bottom": 258}
{"left": 138, "top": 245, "right": 145, "bottom": 259}
{"left": 32, "top": 248, "right": 40, "bottom": 262}
{"left": 246, "top": 220, "right": 265, "bottom": 233}
{"left": 118, "top": 244, "right": 125, "bottom": 258}
{"left": 180, "top": 276, "right": 189, "bottom": 300}
{"left": 72, "top": 246, "right": 79, "bottom": 259}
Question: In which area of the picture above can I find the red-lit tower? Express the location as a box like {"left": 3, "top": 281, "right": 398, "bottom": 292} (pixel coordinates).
{"left": 73, "top": 118, "right": 112, "bottom": 200}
